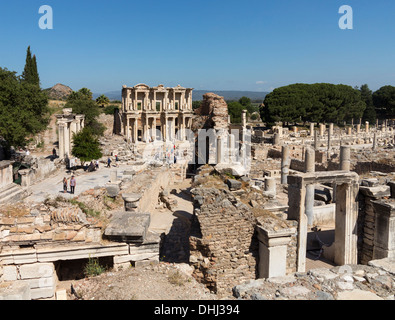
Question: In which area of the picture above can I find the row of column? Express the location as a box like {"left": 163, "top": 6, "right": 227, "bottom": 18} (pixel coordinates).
{"left": 125, "top": 115, "right": 191, "bottom": 143}
{"left": 124, "top": 89, "right": 193, "bottom": 112}
{"left": 310, "top": 122, "right": 373, "bottom": 137}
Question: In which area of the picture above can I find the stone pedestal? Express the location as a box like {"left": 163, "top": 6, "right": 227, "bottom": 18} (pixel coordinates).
{"left": 122, "top": 193, "right": 141, "bottom": 212}
{"left": 256, "top": 222, "right": 295, "bottom": 279}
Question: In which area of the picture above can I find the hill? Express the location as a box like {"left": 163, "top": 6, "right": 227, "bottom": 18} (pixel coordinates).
{"left": 44, "top": 83, "right": 73, "bottom": 101}
{"left": 93, "top": 90, "right": 269, "bottom": 102}
{"left": 193, "top": 90, "right": 268, "bottom": 101}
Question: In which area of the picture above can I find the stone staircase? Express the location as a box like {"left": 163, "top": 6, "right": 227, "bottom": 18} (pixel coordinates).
{"left": 0, "top": 183, "right": 28, "bottom": 205}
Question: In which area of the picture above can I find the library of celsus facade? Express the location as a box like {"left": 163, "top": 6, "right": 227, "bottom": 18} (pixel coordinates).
{"left": 121, "top": 84, "right": 194, "bottom": 143}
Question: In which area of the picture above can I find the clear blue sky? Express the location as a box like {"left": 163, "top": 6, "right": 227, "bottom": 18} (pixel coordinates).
{"left": 0, "top": 0, "right": 394, "bottom": 94}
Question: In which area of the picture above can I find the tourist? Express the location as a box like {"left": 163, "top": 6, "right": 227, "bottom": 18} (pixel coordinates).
{"left": 70, "top": 176, "right": 76, "bottom": 194}
{"left": 63, "top": 177, "right": 68, "bottom": 193}
{"left": 115, "top": 155, "right": 119, "bottom": 167}
{"left": 107, "top": 157, "right": 112, "bottom": 168}
{"left": 95, "top": 160, "right": 99, "bottom": 170}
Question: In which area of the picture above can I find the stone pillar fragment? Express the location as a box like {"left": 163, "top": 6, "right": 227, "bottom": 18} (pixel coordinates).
{"left": 304, "top": 148, "right": 315, "bottom": 226}
{"left": 281, "top": 145, "right": 290, "bottom": 184}
{"left": 264, "top": 177, "right": 276, "bottom": 198}
{"left": 339, "top": 146, "right": 351, "bottom": 171}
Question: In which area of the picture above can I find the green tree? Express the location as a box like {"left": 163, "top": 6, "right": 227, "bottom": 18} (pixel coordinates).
{"left": 192, "top": 100, "right": 201, "bottom": 110}
{"left": 71, "top": 127, "right": 103, "bottom": 165}
{"left": 96, "top": 94, "right": 110, "bottom": 108}
{"left": 239, "top": 96, "right": 251, "bottom": 108}
{"left": 360, "top": 84, "right": 376, "bottom": 123}
{"left": 65, "top": 88, "right": 105, "bottom": 136}
{"left": 21, "top": 47, "right": 40, "bottom": 87}
{"left": 262, "top": 83, "right": 366, "bottom": 126}
{"left": 372, "top": 85, "right": 395, "bottom": 118}
{"left": 227, "top": 101, "right": 244, "bottom": 123}
{"left": 67, "top": 88, "right": 93, "bottom": 101}
{"left": 0, "top": 67, "right": 49, "bottom": 155}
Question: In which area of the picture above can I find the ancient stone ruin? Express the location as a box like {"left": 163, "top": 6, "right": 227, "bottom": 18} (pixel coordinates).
{"left": 1, "top": 86, "right": 394, "bottom": 300}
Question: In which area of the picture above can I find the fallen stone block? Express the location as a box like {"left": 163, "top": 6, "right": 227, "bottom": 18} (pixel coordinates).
{"left": 104, "top": 211, "right": 151, "bottom": 243}
{"left": 227, "top": 179, "right": 242, "bottom": 191}
{"left": 359, "top": 185, "right": 391, "bottom": 198}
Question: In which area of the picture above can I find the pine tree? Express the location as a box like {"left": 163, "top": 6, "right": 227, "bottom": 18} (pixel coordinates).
{"left": 360, "top": 84, "right": 376, "bottom": 123}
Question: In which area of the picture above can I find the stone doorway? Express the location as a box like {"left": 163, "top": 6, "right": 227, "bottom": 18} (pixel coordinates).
{"left": 287, "top": 171, "right": 359, "bottom": 272}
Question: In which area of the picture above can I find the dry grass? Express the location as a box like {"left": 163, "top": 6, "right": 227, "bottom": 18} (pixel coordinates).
{"left": 167, "top": 270, "right": 187, "bottom": 287}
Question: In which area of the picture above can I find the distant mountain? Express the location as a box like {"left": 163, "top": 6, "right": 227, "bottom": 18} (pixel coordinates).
{"left": 93, "top": 90, "right": 268, "bottom": 102}
{"left": 44, "top": 83, "right": 73, "bottom": 100}
{"left": 92, "top": 91, "right": 120, "bottom": 101}
{"left": 193, "top": 90, "right": 268, "bottom": 101}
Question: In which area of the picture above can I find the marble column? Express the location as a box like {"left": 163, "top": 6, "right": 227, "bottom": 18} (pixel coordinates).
{"left": 310, "top": 123, "right": 314, "bottom": 137}
{"left": 58, "top": 122, "right": 65, "bottom": 159}
{"left": 64, "top": 122, "right": 70, "bottom": 157}
{"left": 329, "top": 123, "right": 334, "bottom": 136}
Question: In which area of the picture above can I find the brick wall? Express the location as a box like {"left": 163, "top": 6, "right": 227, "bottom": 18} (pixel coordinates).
{"left": 189, "top": 184, "right": 259, "bottom": 297}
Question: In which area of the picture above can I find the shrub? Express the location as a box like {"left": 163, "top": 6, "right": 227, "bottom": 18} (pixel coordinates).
{"left": 84, "top": 257, "right": 106, "bottom": 277}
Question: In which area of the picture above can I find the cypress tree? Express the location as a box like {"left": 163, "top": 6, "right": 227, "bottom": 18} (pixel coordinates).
{"left": 22, "top": 46, "right": 33, "bottom": 84}
{"left": 31, "top": 54, "right": 40, "bottom": 87}
{"left": 21, "top": 46, "right": 40, "bottom": 87}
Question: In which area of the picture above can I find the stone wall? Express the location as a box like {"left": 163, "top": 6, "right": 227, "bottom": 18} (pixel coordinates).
{"left": 358, "top": 185, "right": 392, "bottom": 264}
{"left": 189, "top": 176, "right": 259, "bottom": 297}
{"left": 0, "top": 202, "right": 103, "bottom": 246}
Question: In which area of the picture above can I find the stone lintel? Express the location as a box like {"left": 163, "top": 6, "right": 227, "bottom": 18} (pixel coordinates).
{"left": 287, "top": 171, "right": 359, "bottom": 187}
{"left": 35, "top": 243, "right": 129, "bottom": 262}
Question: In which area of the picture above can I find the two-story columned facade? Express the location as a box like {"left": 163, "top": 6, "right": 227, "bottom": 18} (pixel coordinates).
{"left": 121, "top": 84, "right": 194, "bottom": 143}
